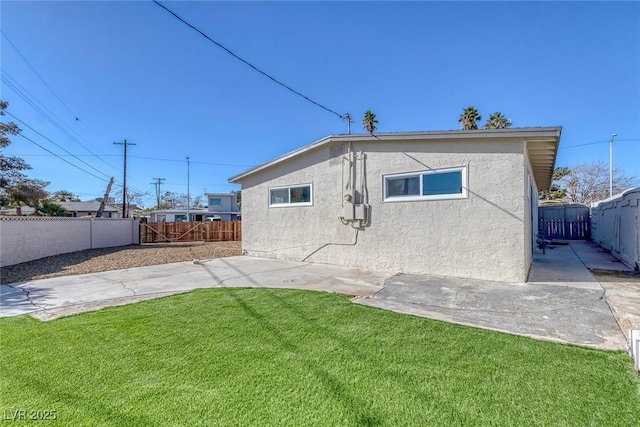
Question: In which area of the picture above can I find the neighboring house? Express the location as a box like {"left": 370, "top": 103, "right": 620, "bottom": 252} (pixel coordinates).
{"left": 0, "top": 202, "right": 121, "bottom": 217}
{"left": 229, "top": 127, "right": 561, "bottom": 283}
{"left": 59, "top": 201, "right": 121, "bottom": 218}
{"left": 205, "top": 192, "right": 241, "bottom": 221}
{"left": 147, "top": 192, "right": 240, "bottom": 222}
{"left": 148, "top": 208, "right": 209, "bottom": 222}
{"left": 0, "top": 206, "right": 37, "bottom": 216}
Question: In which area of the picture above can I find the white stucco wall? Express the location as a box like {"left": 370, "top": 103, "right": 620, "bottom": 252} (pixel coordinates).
{"left": 523, "top": 152, "right": 540, "bottom": 280}
{"left": 591, "top": 188, "right": 640, "bottom": 269}
{"left": 0, "top": 217, "right": 139, "bottom": 267}
{"left": 240, "top": 138, "right": 529, "bottom": 282}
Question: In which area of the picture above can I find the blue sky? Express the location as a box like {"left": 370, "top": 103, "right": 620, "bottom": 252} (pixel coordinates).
{"left": 1, "top": 1, "right": 638, "bottom": 207}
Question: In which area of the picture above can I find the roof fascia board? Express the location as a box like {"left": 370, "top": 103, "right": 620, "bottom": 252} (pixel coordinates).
{"left": 229, "top": 127, "right": 561, "bottom": 183}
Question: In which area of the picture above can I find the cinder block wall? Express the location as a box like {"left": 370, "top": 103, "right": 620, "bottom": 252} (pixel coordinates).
{"left": 591, "top": 187, "right": 640, "bottom": 269}
{"left": 0, "top": 217, "right": 140, "bottom": 267}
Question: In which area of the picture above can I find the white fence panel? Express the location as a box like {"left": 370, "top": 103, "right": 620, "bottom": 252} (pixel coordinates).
{"left": 0, "top": 217, "right": 140, "bottom": 267}
{"left": 591, "top": 187, "right": 640, "bottom": 270}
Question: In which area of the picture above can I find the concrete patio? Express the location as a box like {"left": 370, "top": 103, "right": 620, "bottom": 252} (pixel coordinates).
{"left": 1, "top": 241, "right": 637, "bottom": 351}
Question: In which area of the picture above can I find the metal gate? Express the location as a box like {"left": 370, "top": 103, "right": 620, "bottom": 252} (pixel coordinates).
{"left": 538, "top": 205, "right": 590, "bottom": 240}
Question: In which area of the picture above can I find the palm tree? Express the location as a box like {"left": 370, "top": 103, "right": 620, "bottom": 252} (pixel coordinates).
{"left": 362, "top": 110, "right": 378, "bottom": 134}
{"left": 38, "top": 203, "right": 67, "bottom": 216}
{"left": 458, "top": 106, "right": 481, "bottom": 130}
{"left": 483, "top": 112, "right": 512, "bottom": 129}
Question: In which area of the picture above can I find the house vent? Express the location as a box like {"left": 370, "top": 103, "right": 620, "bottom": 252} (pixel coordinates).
{"left": 630, "top": 330, "right": 640, "bottom": 372}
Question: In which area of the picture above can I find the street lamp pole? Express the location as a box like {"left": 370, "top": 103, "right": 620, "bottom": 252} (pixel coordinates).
{"left": 609, "top": 133, "right": 617, "bottom": 197}
{"left": 186, "top": 156, "right": 191, "bottom": 222}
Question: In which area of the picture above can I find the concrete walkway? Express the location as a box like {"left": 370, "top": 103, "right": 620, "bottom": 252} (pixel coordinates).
{"left": 1, "top": 257, "right": 389, "bottom": 321}
{"left": 1, "top": 243, "right": 637, "bottom": 351}
{"left": 356, "top": 242, "right": 630, "bottom": 350}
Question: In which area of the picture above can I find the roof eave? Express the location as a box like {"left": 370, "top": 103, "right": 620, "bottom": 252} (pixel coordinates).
{"left": 229, "top": 127, "right": 562, "bottom": 184}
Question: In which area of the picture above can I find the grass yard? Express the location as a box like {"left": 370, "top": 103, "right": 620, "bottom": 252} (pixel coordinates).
{"left": 1, "top": 288, "right": 639, "bottom": 426}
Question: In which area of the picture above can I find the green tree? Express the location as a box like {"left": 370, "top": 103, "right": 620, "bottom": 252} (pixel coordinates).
{"left": 540, "top": 167, "right": 570, "bottom": 200}
{"left": 38, "top": 202, "right": 67, "bottom": 216}
{"left": 50, "top": 190, "right": 80, "bottom": 202}
{"left": 1, "top": 100, "right": 49, "bottom": 211}
{"left": 7, "top": 179, "right": 49, "bottom": 215}
{"left": 483, "top": 112, "right": 512, "bottom": 129}
{"left": 458, "top": 106, "right": 482, "bottom": 130}
{"left": 361, "top": 110, "right": 378, "bottom": 134}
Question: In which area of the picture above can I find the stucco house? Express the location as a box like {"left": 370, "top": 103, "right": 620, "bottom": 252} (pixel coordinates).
{"left": 59, "top": 201, "right": 121, "bottom": 218}
{"left": 205, "top": 192, "right": 241, "bottom": 221}
{"left": 229, "top": 127, "right": 561, "bottom": 283}
{"left": 147, "top": 192, "right": 240, "bottom": 222}
{"left": 149, "top": 208, "right": 209, "bottom": 222}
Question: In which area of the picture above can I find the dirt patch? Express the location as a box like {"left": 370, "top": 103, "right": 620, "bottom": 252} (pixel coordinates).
{"left": 1, "top": 241, "right": 241, "bottom": 285}
{"left": 590, "top": 269, "right": 640, "bottom": 282}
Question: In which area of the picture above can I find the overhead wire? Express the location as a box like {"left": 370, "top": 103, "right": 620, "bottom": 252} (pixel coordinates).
{"left": 559, "top": 139, "right": 640, "bottom": 150}
{"left": 152, "top": 0, "right": 346, "bottom": 120}
{"left": 14, "top": 133, "right": 110, "bottom": 183}
{"left": 1, "top": 72, "right": 119, "bottom": 171}
{"left": 1, "top": 31, "right": 107, "bottom": 141}
{"left": 1, "top": 31, "right": 77, "bottom": 119}
{"left": 5, "top": 111, "right": 112, "bottom": 180}
{"left": 4, "top": 112, "right": 149, "bottom": 195}
{"left": 1, "top": 72, "right": 154, "bottom": 193}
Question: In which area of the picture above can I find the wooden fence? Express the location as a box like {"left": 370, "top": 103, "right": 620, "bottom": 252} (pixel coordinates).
{"left": 538, "top": 205, "right": 590, "bottom": 240}
{"left": 140, "top": 221, "right": 241, "bottom": 243}
{"left": 539, "top": 218, "right": 590, "bottom": 240}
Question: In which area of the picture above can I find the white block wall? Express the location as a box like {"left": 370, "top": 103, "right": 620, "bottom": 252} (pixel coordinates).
{"left": 591, "top": 188, "right": 640, "bottom": 270}
{"left": 0, "top": 217, "right": 140, "bottom": 267}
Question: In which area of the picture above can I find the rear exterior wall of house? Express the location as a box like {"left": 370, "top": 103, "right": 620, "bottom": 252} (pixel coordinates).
{"left": 240, "top": 138, "right": 529, "bottom": 282}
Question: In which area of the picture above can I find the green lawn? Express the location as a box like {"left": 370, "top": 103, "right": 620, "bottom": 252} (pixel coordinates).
{"left": 1, "top": 288, "right": 639, "bottom": 426}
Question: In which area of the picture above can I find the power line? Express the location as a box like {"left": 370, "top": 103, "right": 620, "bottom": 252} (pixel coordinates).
{"left": 152, "top": 0, "right": 346, "bottom": 120}
{"left": 5, "top": 112, "right": 148, "bottom": 196}
{"left": 15, "top": 133, "right": 110, "bottom": 183}
{"left": 6, "top": 111, "right": 113, "bottom": 180}
{"left": 559, "top": 138, "right": 640, "bottom": 150}
{"left": 9, "top": 154, "right": 121, "bottom": 158}
{"left": 1, "top": 72, "right": 119, "bottom": 171}
{"left": 6, "top": 152, "right": 252, "bottom": 167}
{"left": 130, "top": 154, "right": 251, "bottom": 167}
{"left": 1, "top": 31, "right": 77, "bottom": 119}
{"left": 1, "top": 31, "right": 106, "bottom": 140}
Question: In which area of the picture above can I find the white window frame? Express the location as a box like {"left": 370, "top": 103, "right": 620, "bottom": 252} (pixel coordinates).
{"left": 383, "top": 167, "right": 468, "bottom": 202}
{"left": 268, "top": 184, "right": 313, "bottom": 207}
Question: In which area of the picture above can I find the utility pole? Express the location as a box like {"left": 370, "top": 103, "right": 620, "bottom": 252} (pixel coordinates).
{"left": 343, "top": 113, "right": 353, "bottom": 135}
{"left": 186, "top": 156, "right": 191, "bottom": 222}
{"left": 609, "top": 133, "right": 617, "bottom": 197}
{"left": 114, "top": 139, "right": 136, "bottom": 218}
{"left": 151, "top": 177, "right": 165, "bottom": 208}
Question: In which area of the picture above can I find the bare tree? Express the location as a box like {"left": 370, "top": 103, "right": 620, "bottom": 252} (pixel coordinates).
{"left": 551, "top": 161, "right": 637, "bottom": 205}
{"left": 113, "top": 185, "right": 149, "bottom": 215}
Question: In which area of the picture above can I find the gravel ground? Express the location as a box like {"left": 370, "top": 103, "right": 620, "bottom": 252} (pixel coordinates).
{"left": 0, "top": 241, "right": 241, "bottom": 285}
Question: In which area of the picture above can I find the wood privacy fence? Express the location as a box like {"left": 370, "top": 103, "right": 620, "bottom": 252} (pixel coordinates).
{"left": 538, "top": 205, "right": 590, "bottom": 240}
{"left": 140, "top": 221, "right": 241, "bottom": 243}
